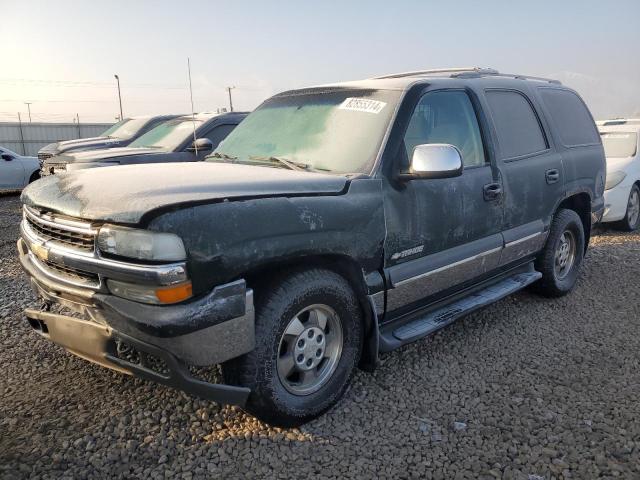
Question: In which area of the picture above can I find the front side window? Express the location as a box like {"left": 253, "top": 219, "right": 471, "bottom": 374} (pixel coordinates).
{"left": 601, "top": 132, "right": 638, "bottom": 158}
{"left": 486, "top": 90, "right": 547, "bottom": 159}
{"left": 403, "top": 90, "right": 486, "bottom": 168}
{"left": 211, "top": 88, "right": 403, "bottom": 174}
{"left": 130, "top": 119, "right": 203, "bottom": 150}
{"left": 202, "top": 124, "right": 237, "bottom": 149}
{"left": 101, "top": 118, "right": 150, "bottom": 140}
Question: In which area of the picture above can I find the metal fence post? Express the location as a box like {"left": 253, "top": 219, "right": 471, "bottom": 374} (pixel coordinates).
{"left": 17, "top": 112, "right": 26, "bottom": 155}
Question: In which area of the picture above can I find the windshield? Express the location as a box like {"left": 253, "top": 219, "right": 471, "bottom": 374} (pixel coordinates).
{"left": 129, "top": 119, "right": 202, "bottom": 150}
{"left": 208, "top": 88, "right": 402, "bottom": 174}
{"left": 101, "top": 118, "right": 150, "bottom": 140}
{"left": 601, "top": 132, "right": 638, "bottom": 158}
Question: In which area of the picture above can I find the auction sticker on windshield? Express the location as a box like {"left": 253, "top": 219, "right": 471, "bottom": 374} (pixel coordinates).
{"left": 338, "top": 97, "right": 387, "bottom": 114}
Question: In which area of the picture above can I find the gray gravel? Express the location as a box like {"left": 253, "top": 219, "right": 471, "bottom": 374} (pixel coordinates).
{"left": 1, "top": 192, "right": 639, "bottom": 479}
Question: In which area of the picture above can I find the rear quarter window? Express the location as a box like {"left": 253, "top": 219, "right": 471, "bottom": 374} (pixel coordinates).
{"left": 538, "top": 88, "right": 600, "bottom": 147}
{"left": 485, "top": 90, "right": 548, "bottom": 160}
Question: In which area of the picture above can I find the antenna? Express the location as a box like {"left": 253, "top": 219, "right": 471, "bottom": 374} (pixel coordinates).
{"left": 187, "top": 57, "right": 198, "bottom": 155}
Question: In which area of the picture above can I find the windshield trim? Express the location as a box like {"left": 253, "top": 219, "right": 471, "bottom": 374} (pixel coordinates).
{"left": 368, "top": 86, "right": 409, "bottom": 177}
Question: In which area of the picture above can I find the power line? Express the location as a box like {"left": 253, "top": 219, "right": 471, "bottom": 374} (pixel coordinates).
{"left": 0, "top": 77, "right": 189, "bottom": 90}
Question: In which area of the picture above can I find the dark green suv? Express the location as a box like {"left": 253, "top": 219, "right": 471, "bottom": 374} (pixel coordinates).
{"left": 18, "top": 68, "right": 605, "bottom": 426}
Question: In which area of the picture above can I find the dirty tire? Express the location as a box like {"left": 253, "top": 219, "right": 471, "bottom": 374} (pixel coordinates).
{"left": 614, "top": 184, "right": 640, "bottom": 232}
{"left": 222, "top": 268, "right": 363, "bottom": 427}
{"left": 534, "top": 208, "right": 585, "bottom": 297}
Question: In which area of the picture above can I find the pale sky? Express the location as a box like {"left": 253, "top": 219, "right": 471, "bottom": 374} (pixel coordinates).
{"left": 1, "top": 0, "right": 639, "bottom": 124}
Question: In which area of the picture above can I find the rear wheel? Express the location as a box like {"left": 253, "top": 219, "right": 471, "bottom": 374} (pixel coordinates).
{"left": 222, "top": 268, "right": 363, "bottom": 427}
{"left": 614, "top": 184, "right": 640, "bottom": 232}
{"left": 534, "top": 209, "right": 585, "bottom": 297}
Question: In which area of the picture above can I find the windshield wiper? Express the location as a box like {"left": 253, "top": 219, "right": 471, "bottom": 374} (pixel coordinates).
{"left": 249, "top": 155, "right": 315, "bottom": 172}
{"left": 208, "top": 152, "right": 238, "bottom": 161}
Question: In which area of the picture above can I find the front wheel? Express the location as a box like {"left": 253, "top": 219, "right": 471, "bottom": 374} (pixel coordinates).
{"left": 534, "top": 209, "right": 585, "bottom": 297}
{"left": 222, "top": 268, "right": 363, "bottom": 427}
{"left": 615, "top": 184, "right": 640, "bottom": 232}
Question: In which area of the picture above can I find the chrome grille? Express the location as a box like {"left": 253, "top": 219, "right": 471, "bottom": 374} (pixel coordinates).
{"left": 24, "top": 206, "right": 97, "bottom": 252}
{"left": 41, "top": 259, "right": 99, "bottom": 284}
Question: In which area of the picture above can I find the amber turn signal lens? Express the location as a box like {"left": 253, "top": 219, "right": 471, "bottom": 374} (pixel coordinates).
{"left": 155, "top": 282, "right": 193, "bottom": 304}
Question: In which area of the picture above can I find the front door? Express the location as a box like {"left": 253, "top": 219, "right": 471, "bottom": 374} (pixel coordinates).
{"left": 0, "top": 150, "right": 26, "bottom": 189}
{"left": 382, "top": 89, "right": 504, "bottom": 318}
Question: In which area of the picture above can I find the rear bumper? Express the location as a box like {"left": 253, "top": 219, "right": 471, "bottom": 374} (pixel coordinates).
{"left": 18, "top": 237, "right": 256, "bottom": 406}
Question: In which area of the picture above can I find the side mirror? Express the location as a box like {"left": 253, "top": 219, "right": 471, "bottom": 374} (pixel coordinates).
{"left": 2, "top": 153, "right": 15, "bottom": 161}
{"left": 187, "top": 138, "right": 213, "bottom": 153}
{"left": 400, "top": 144, "right": 463, "bottom": 180}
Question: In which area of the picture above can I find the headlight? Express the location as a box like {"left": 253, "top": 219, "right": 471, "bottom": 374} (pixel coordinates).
{"left": 97, "top": 225, "right": 186, "bottom": 261}
{"left": 605, "top": 171, "right": 627, "bottom": 191}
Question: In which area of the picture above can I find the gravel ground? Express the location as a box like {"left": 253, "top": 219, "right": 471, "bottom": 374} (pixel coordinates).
{"left": 1, "top": 192, "right": 639, "bottom": 479}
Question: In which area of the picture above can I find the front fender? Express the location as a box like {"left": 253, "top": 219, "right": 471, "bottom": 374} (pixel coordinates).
{"left": 148, "top": 179, "right": 386, "bottom": 296}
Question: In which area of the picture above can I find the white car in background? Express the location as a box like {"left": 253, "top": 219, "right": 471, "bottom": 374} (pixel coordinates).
{"left": 0, "top": 147, "right": 40, "bottom": 192}
{"left": 598, "top": 119, "right": 640, "bottom": 231}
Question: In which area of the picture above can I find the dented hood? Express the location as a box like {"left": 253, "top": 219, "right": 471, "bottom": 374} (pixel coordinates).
{"left": 21, "top": 162, "right": 349, "bottom": 224}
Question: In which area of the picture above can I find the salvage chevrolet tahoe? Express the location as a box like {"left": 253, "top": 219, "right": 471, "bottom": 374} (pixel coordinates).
{"left": 18, "top": 68, "right": 605, "bottom": 426}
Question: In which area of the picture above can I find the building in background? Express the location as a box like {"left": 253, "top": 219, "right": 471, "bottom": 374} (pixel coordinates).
{"left": 0, "top": 121, "right": 112, "bottom": 156}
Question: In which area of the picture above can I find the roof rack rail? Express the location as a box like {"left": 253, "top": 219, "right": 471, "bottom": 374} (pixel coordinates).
{"left": 488, "top": 72, "right": 562, "bottom": 85}
{"left": 373, "top": 67, "right": 498, "bottom": 80}
{"left": 373, "top": 68, "right": 562, "bottom": 84}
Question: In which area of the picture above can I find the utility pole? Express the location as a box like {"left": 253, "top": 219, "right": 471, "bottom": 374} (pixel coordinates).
{"left": 76, "top": 113, "right": 81, "bottom": 138}
{"left": 114, "top": 74, "right": 124, "bottom": 121}
{"left": 24, "top": 102, "right": 32, "bottom": 122}
{"left": 226, "top": 86, "right": 235, "bottom": 112}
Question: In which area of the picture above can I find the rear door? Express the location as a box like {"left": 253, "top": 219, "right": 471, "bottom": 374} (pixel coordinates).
{"left": 483, "top": 88, "right": 563, "bottom": 265}
{"left": 383, "top": 88, "right": 504, "bottom": 317}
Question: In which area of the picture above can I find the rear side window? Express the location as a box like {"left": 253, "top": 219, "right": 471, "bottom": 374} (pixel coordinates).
{"left": 485, "top": 90, "right": 547, "bottom": 159}
{"left": 538, "top": 88, "right": 600, "bottom": 147}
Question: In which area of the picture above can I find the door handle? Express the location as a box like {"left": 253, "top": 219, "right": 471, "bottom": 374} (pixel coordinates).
{"left": 483, "top": 182, "right": 503, "bottom": 201}
{"left": 545, "top": 169, "right": 560, "bottom": 184}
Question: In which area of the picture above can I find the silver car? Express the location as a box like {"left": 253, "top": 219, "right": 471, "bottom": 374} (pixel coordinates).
{"left": 0, "top": 147, "right": 39, "bottom": 192}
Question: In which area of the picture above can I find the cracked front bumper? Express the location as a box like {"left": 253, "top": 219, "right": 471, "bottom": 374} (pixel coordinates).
{"left": 18, "top": 238, "right": 256, "bottom": 406}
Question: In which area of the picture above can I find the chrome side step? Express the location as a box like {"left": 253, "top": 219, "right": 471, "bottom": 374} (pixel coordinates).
{"left": 391, "top": 271, "right": 542, "bottom": 342}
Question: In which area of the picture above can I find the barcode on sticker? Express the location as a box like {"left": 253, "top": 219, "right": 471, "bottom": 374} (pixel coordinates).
{"left": 338, "top": 98, "right": 386, "bottom": 114}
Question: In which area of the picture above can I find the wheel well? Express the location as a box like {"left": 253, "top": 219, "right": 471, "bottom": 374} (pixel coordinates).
{"left": 557, "top": 192, "right": 591, "bottom": 251}
{"left": 243, "top": 255, "right": 378, "bottom": 371}
{"left": 28, "top": 170, "right": 40, "bottom": 183}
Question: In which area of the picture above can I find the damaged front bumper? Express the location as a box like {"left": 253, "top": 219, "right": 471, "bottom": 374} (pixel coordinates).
{"left": 18, "top": 237, "right": 255, "bottom": 406}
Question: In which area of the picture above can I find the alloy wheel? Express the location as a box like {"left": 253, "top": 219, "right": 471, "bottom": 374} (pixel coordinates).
{"left": 554, "top": 230, "right": 576, "bottom": 280}
{"left": 277, "top": 304, "right": 343, "bottom": 395}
